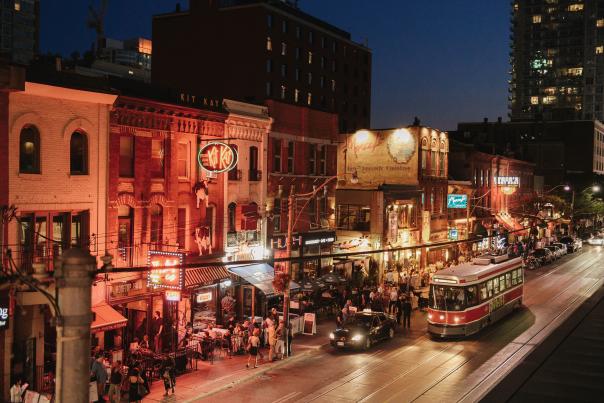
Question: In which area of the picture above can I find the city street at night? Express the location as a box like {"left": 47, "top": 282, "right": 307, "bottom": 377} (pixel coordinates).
{"left": 200, "top": 247, "right": 604, "bottom": 403}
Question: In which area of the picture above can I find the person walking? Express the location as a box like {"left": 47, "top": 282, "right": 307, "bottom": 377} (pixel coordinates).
{"left": 402, "top": 295, "right": 412, "bottom": 329}
{"left": 127, "top": 366, "right": 144, "bottom": 403}
{"left": 395, "top": 295, "right": 403, "bottom": 325}
{"left": 247, "top": 328, "right": 261, "bottom": 368}
{"left": 161, "top": 356, "right": 176, "bottom": 396}
{"left": 108, "top": 360, "right": 123, "bottom": 403}
{"left": 90, "top": 353, "right": 107, "bottom": 403}
{"left": 267, "top": 322, "right": 277, "bottom": 361}
{"left": 388, "top": 286, "right": 398, "bottom": 314}
{"left": 275, "top": 320, "right": 285, "bottom": 359}
{"left": 287, "top": 321, "right": 293, "bottom": 357}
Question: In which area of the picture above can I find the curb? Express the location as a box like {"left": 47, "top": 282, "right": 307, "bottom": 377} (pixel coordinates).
{"left": 180, "top": 340, "right": 330, "bottom": 402}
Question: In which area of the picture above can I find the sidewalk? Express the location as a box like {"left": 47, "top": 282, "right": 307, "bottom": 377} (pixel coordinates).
{"left": 142, "top": 321, "right": 333, "bottom": 402}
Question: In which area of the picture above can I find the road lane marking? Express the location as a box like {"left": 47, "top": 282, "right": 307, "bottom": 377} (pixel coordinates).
{"left": 272, "top": 391, "right": 302, "bottom": 403}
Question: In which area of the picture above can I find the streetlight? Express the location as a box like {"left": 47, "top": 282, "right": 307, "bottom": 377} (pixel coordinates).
{"left": 279, "top": 176, "right": 337, "bottom": 357}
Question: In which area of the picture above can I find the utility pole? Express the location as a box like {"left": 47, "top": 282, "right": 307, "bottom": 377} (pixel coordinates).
{"left": 283, "top": 185, "right": 295, "bottom": 358}
{"left": 54, "top": 248, "right": 96, "bottom": 403}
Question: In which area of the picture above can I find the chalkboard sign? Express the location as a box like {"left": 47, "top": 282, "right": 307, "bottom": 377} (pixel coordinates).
{"left": 303, "top": 313, "right": 316, "bottom": 335}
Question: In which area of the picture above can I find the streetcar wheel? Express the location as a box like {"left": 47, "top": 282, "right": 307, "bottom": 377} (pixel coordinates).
{"left": 388, "top": 328, "right": 395, "bottom": 339}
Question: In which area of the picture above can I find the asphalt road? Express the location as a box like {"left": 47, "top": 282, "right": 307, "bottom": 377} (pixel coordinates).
{"left": 199, "top": 246, "right": 604, "bottom": 403}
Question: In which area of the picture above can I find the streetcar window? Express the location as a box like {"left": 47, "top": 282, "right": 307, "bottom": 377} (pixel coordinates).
{"left": 511, "top": 270, "right": 518, "bottom": 286}
{"left": 499, "top": 275, "right": 506, "bottom": 292}
{"left": 505, "top": 272, "right": 511, "bottom": 288}
{"left": 486, "top": 280, "right": 493, "bottom": 298}
{"left": 516, "top": 269, "right": 523, "bottom": 284}
{"left": 466, "top": 286, "right": 479, "bottom": 306}
{"left": 493, "top": 277, "right": 500, "bottom": 294}
{"left": 430, "top": 285, "right": 466, "bottom": 311}
{"left": 479, "top": 282, "right": 488, "bottom": 301}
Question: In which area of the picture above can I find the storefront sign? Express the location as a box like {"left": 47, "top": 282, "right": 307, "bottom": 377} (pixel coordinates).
{"left": 388, "top": 210, "right": 398, "bottom": 243}
{"left": 447, "top": 194, "right": 467, "bottom": 209}
{"left": 448, "top": 228, "right": 459, "bottom": 240}
{"left": 165, "top": 290, "right": 182, "bottom": 302}
{"left": 338, "top": 128, "right": 419, "bottom": 189}
{"left": 270, "top": 235, "right": 301, "bottom": 250}
{"left": 302, "top": 231, "right": 336, "bottom": 246}
{"left": 147, "top": 251, "right": 184, "bottom": 290}
{"left": 198, "top": 141, "right": 238, "bottom": 173}
{"left": 495, "top": 176, "right": 520, "bottom": 186}
{"left": 196, "top": 292, "right": 213, "bottom": 303}
{"left": 0, "top": 297, "right": 8, "bottom": 331}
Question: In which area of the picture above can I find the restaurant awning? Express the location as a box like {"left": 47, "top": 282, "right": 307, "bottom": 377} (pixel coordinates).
{"left": 91, "top": 303, "right": 127, "bottom": 333}
{"left": 227, "top": 263, "right": 300, "bottom": 295}
{"left": 186, "top": 266, "right": 231, "bottom": 288}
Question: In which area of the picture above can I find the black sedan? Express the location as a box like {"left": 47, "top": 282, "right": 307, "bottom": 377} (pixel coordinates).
{"left": 329, "top": 311, "right": 397, "bottom": 350}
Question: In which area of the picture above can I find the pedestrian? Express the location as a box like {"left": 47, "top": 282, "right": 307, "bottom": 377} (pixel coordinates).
{"left": 152, "top": 311, "right": 163, "bottom": 352}
{"left": 127, "top": 366, "right": 144, "bottom": 403}
{"left": 161, "top": 356, "right": 176, "bottom": 396}
{"left": 388, "top": 286, "right": 398, "bottom": 314}
{"left": 275, "top": 320, "right": 285, "bottom": 359}
{"left": 90, "top": 352, "right": 107, "bottom": 403}
{"left": 268, "top": 322, "right": 277, "bottom": 361}
{"left": 139, "top": 334, "right": 150, "bottom": 350}
{"left": 342, "top": 299, "right": 352, "bottom": 322}
{"left": 108, "top": 360, "right": 123, "bottom": 403}
{"left": 287, "top": 321, "right": 293, "bottom": 357}
{"left": 10, "top": 378, "right": 23, "bottom": 403}
{"left": 402, "top": 296, "right": 412, "bottom": 329}
{"left": 247, "top": 328, "right": 261, "bottom": 368}
{"left": 395, "top": 295, "right": 403, "bottom": 325}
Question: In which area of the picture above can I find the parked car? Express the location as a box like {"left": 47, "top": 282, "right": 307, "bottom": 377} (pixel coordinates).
{"left": 560, "top": 236, "right": 578, "bottom": 252}
{"left": 532, "top": 248, "right": 554, "bottom": 265}
{"left": 552, "top": 242, "right": 568, "bottom": 256}
{"left": 587, "top": 237, "right": 604, "bottom": 246}
{"left": 545, "top": 245, "right": 562, "bottom": 259}
{"left": 330, "top": 311, "right": 397, "bottom": 350}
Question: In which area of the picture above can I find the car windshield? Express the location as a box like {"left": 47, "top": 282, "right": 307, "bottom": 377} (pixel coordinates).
{"left": 345, "top": 314, "right": 373, "bottom": 327}
{"left": 429, "top": 285, "right": 466, "bottom": 311}
{"left": 533, "top": 249, "right": 545, "bottom": 257}
{"left": 560, "top": 237, "right": 573, "bottom": 243}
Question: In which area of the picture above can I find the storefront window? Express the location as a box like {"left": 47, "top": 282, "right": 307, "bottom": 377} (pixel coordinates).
{"left": 151, "top": 139, "right": 164, "bottom": 178}
{"left": 228, "top": 203, "right": 237, "bottom": 233}
{"left": 193, "top": 286, "right": 217, "bottom": 330}
{"left": 273, "top": 198, "right": 282, "bottom": 232}
{"left": 337, "top": 204, "right": 370, "bottom": 231}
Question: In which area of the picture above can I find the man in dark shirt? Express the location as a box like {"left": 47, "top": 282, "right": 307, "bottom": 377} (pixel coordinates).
{"left": 402, "top": 296, "right": 412, "bottom": 329}
{"left": 152, "top": 311, "right": 163, "bottom": 352}
{"left": 108, "top": 360, "right": 123, "bottom": 403}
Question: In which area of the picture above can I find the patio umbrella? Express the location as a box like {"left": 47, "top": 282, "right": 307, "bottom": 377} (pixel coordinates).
{"left": 320, "top": 272, "right": 347, "bottom": 285}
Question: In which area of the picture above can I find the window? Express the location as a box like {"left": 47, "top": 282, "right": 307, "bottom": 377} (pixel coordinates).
{"left": 266, "top": 36, "right": 272, "bottom": 51}
{"left": 308, "top": 72, "right": 312, "bottom": 85}
{"left": 295, "top": 26, "right": 301, "bottom": 38}
{"left": 532, "top": 14, "right": 541, "bottom": 23}
{"left": 151, "top": 139, "right": 164, "bottom": 178}
{"left": 331, "top": 79, "right": 336, "bottom": 91}
{"left": 70, "top": 131, "right": 88, "bottom": 174}
{"left": 308, "top": 30, "right": 313, "bottom": 44}
{"left": 287, "top": 141, "right": 294, "bottom": 173}
{"left": 493, "top": 276, "right": 500, "bottom": 294}
{"left": 332, "top": 60, "right": 337, "bottom": 73}
{"left": 337, "top": 204, "right": 370, "bottom": 231}
{"left": 228, "top": 203, "right": 236, "bottom": 233}
{"left": 598, "top": 19, "right": 604, "bottom": 28}
{"left": 295, "top": 68, "right": 300, "bottom": 81}
{"left": 466, "top": 286, "right": 479, "bottom": 307}
{"left": 429, "top": 286, "right": 466, "bottom": 311}
{"left": 266, "top": 81, "right": 272, "bottom": 96}
{"left": 319, "top": 145, "right": 327, "bottom": 174}
{"left": 273, "top": 198, "right": 282, "bottom": 232}
{"left": 267, "top": 14, "right": 273, "bottom": 28}
{"left": 228, "top": 144, "right": 239, "bottom": 180}
{"left": 118, "top": 206, "right": 133, "bottom": 263}
{"left": 321, "top": 36, "right": 326, "bottom": 48}
{"left": 530, "top": 96, "right": 539, "bottom": 105}
{"left": 499, "top": 275, "right": 506, "bottom": 292}
{"left": 486, "top": 279, "right": 493, "bottom": 298}
{"left": 281, "top": 63, "right": 287, "bottom": 77}
{"left": 280, "top": 85, "right": 286, "bottom": 99}
{"left": 294, "top": 88, "right": 300, "bottom": 103}
{"left": 282, "top": 20, "right": 287, "bottom": 33}
{"left": 266, "top": 59, "right": 272, "bottom": 73}
{"left": 249, "top": 146, "right": 259, "bottom": 181}
{"left": 332, "top": 41, "right": 337, "bottom": 53}
{"left": 273, "top": 139, "right": 282, "bottom": 172}
{"left": 177, "top": 142, "right": 189, "bottom": 178}
{"left": 295, "top": 47, "right": 300, "bottom": 60}
{"left": 19, "top": 126, "right": 40, "bottom": 174}
{"left": 439, "top": 150, "right": 445, "bottom": 176}
{"left": 505, "top": 272, "right": 511, "bottom": 289}
{"left": 177, "top": 208, "right": 186, "bottom": 249}
{"left": 320, "top": 76, "right": 325, "bottom": 88}
{"left": 119, "top": 136, "right": 134, "bottom": 177}
{"left": 281, "top": 42, "right": 287, "bottom": 56}
{"left": 596, "top": 46, "right": 604, "bottom": 54}
{"left": 308, "top": 144, "right": 317, "bottom": 174}
{"left": 308, "top": 51, "right": 313, "bottom": 64}
{"left": 512, "top": 270, "right": 518, "bottom": 286}
{"left": 431, "top": 149, "right": 438, "bottom": 175}
{"left": 430, "top": 191, "right": 435, "bottom": 214}
{"left": 568, "top": 4, "right": 583, "bottom": 11}
{"left": 150, "top": 204, "right": 163, "bottom": 247}
{"left": 309, "top": 197, "right": 317, "bottom": 225}
{"left": 421, "top": 149, "right": 427, "bottom": 171}
{"left": 320, "top": 56, "right": 325, "bottom": 69}
{"left": 307, "top": 92, "right": 312, "bottom": 106}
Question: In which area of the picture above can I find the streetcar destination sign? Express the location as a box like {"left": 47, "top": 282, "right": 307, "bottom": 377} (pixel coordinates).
{"left": 198, "top": 141, "right": 238, "bottom": 174}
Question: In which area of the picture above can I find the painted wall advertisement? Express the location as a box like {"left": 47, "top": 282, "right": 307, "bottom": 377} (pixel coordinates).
{"left": 338, "top": 128, "right": 419, "bottom": 189}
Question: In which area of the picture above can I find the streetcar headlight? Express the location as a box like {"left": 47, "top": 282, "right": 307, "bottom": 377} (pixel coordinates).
{"left": 439, "top": 315, "right": 445, "bottom": 320}
{"left": 351, "top": 334, "right": 364, "bottom": 342}
{"left": 329, "top": 332, "right": 335, "bottom": 340}
{"left": 454, "top": 316, "right": 460, "bottom": 323}
{"left": 428, "top": 313, "right": 433, "bottom": 320}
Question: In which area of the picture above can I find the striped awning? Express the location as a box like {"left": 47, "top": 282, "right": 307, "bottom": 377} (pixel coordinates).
{"left": 185, "top": 266, "right": 230, "bottom": 288}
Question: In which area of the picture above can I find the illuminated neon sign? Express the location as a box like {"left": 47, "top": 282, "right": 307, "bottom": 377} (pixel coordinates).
{"left": 198, "top": 141, "right": 238, "bottom": 173}
{"left": 147, "top": 251, "right": 184, "bottom": 290}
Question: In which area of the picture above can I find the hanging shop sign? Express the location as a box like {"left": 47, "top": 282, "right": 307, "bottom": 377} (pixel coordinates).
{"left": 147, "top": 251, "right": 185, "bottom": 291}
{"left": 196, "top": 292, "right": 213, "bottom": 303}
{"left": 198, "top": 141, "right": 238, "bottom": 173}
{"left": 0, "top": 296, "right": 8, "bottom": 331}
{"left": 447, "top": 194, "right": 468, "bottom": 209}
{"left": 165, "top": 290, "right": 182, "bottom": 302}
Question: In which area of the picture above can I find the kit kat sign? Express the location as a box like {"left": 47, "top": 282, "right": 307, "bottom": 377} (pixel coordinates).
{"left": 198, "top": 141, "right": 238, "bottom": 174}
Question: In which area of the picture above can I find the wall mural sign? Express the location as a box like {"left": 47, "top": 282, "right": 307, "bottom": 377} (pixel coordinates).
{"left": 198, "top": 141, "right": 238, "bottom": 174}
{"left": 147, "top": 251, "right": 185, "bottom": 291}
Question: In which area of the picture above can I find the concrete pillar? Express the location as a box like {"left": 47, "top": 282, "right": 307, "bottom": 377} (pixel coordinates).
{"left": 54, "top": 248, "right": 95, "bottom": 403}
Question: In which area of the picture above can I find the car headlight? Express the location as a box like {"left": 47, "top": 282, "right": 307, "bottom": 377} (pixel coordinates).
{"left": 329, "top": 332, "right": 335, "bottom": 340}
{"left": 351, "top": 334, "right": 364, "bottom": 341}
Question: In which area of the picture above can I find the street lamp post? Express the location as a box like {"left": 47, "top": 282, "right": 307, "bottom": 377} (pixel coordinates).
{"left": 282, "top": 176, "right": 336, "bottom": 357}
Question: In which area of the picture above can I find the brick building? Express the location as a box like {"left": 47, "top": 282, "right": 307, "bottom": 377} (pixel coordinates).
{"left": 265, "top": 100, "right": 338, "bottom": 279}
{"left": 152, "top": 0, "right": 371, "bottom": 133}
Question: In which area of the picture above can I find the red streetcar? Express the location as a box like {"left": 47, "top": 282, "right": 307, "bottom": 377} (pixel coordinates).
{"left": 427, "top": 254, "right": 524, "bottom": 337}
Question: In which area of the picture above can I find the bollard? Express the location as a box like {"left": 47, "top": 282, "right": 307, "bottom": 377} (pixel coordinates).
{"left": 54, "top": 248, "right": 96, "bottom": 403}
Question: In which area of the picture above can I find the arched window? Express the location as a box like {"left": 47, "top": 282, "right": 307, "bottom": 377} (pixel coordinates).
{"left": 150, "top": 204, "right": 163, "bottom": 247}
{"left": 249, "top": 146, "right": 259, "bottom": 181}
{"left": 70, "top": 131, "right": 88, "bottom": 174}
{"left": 19, "top": 126, "right": 40, "bottom": 173}
{"left": 228, "top": 202, "right": 237, "bottom": 233}
{"left": 420, "top": 137, "right": 428, "bottom": 173}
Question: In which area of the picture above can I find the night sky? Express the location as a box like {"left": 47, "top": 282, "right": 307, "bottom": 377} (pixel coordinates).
{"left": 40, "top": 0, "right": 509, "bottom": 131}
